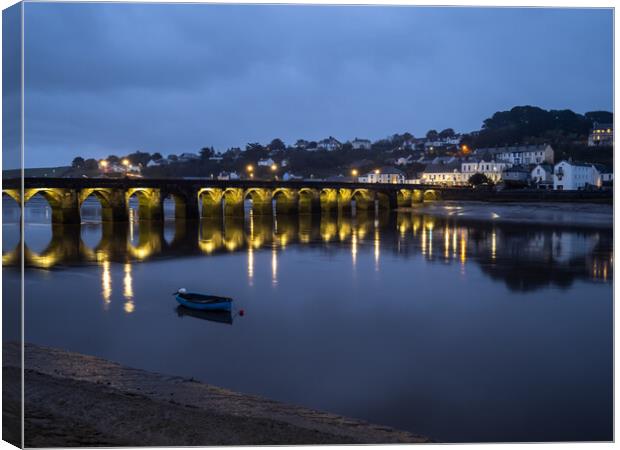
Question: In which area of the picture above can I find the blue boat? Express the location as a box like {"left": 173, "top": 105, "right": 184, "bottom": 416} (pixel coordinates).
{"left": 174, "top": 288, "right": 232, "bottom": 312}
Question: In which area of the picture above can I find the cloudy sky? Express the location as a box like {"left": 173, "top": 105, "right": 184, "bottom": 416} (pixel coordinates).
{"left": 16, "top": 3, "right": 614, "bottom": 167}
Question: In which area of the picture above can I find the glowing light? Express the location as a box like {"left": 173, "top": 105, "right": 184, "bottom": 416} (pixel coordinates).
{"left": 460, "top": 232, "right": 467, "bottom": 265}
{"left": 491, "top": 230, "right": 497, "bottom": 261}
{"left": 351, "top": 169, "right": 358, "bottom": 177}
{"left": 102, "top": 260, "right": 111, "bottom": 307}
{"left": 123, "top": 263, "right": 134, "bottom": 314}
{"left": 247, "top": 246, "right": 254, "bottom": 286}
{"left": 270, "top": 164, "right": 278, "bottom": 171}
{"left": 374, "top": 169, "right": 380, "bottom": 174}
{"left": 444, "top": 226, "right": 450, "bottom": 260}
{"left": 246, "top": 164, "right": 254, "bottom": 172}
{"left": 271, "top": 246, "right": 278, "bottom": 286}
{"left": 374, "top": 228, "right": 380, "bottom": 271}
{"left": 99, "top": 160, "right": 108, "bottom": 168}
{"left": 351, "top": 231, "right": 358, "bottom": 267}
{"left": 122, "top": 158, "right": 130, "bottom": 166}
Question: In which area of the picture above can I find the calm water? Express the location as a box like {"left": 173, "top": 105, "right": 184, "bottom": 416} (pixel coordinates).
{"left": 3, "top": 196, "right": 613, "bottom": 442}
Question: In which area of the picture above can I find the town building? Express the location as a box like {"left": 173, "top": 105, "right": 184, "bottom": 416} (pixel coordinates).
{"left": 588, "top": 123, "right": 613, "bottom": 147}
{"left": 178, "top": 152, "right": 200, "bottom": 162}
{"left": 257, "top": 158, "right": 275, "bottom": 167}
{"left": 474, "top": 144, "right": 554, "bottom": 165}
{"left": 420, "top": 162, "right": 467, "bottom": 186}
{"left": 502, "top": 166, "right": 530, "bottom": 186}
{"left": 359, "top": 167, "right": 406, "bottom": 184}
{"left": 317, "top": 136, "right": 342, "bottom": 151}
{"left": 461, "top": 159, "right": 509, "bottom": 184}
{"left": 350, "top": 138, "right": 372, "bottom": 150}
{"left": 530, "top": 164, "right": 554, "bottom": 188}
{"left": 553, "top": 161, "right": 601, "bottom": 191}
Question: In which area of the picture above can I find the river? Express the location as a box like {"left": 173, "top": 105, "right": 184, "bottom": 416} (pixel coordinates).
{"left": 2, "top": 196, "right": 613, "bottom": 442}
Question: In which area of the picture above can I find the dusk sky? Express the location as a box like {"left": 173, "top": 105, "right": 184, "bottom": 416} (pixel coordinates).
{"left": 16, "top": 4, "right": 614, "bottom": 167}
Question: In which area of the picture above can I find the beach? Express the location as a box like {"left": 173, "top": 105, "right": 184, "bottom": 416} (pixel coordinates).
{"left": 4, "top": 342, "right": 429, "bottom": 447}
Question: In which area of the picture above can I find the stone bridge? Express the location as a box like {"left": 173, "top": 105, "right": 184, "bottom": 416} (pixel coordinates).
{"left": 2, "top": 178, "right": 454, "bottom": 224}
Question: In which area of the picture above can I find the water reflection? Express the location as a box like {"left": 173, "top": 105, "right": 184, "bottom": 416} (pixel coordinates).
{"left": 3, "top": 212, "right": 613, "bottom": 292}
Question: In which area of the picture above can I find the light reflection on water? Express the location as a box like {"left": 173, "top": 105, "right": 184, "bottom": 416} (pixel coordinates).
{"left": 2, "top": 196, "right": 614, "bottom": 442}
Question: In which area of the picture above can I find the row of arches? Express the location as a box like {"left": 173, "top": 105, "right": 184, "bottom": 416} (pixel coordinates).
{"left": 2, "top": 186, "right": 442, "bottom": 224}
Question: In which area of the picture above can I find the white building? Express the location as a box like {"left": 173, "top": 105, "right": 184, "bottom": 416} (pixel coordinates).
{"left": 461, "top": 159, "right": 509, "bottom": 184}
{"left": 217, "top": 171, "right": 239, "bottom": 180}
{"left": 495, "top": 144, "right": 554, "bottom": 165}
{"left": 475, "top": 144, "right": 554, "bottom": 165}
{"left": 359, "top": 167, "right": 406, "bottom": 184}
{"left": 420, "top": 163, "right": 468, "bottom": 186}
{"left": 531, "top": 164, "right": 554, "bottom": 187}
{"left": 317, "top": 136, "right": 342, "bottom": 151}
{"left": 553, "top": 161, "right": 601, "bottom": 190}
{"left": 350, "top": 138, "right": 372, "bottom": 150}
{"left": 257, "top": 158, "right": 275, "bottom": 167}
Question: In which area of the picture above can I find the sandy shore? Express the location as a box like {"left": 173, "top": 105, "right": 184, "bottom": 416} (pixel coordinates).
{"left": 401, "top": 201, "right": 613, "bottom": 229}
{"left": 4, "top": 342, "right": 429, "bottom": 447}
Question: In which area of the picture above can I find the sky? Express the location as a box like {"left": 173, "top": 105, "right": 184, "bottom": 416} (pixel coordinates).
{"left": 9, "top": 3, "right": 615, "bottom": 167}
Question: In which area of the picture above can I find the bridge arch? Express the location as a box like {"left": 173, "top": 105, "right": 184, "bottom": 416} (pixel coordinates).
{"left": 320, "top": 188, "right": 338, "bottom": 213}
{"left": 396, "top": 189, "right": 413, "bottom": 208}
{"left": 126, "top": 188, "right": 163, "bottom": 221}
{"left": 198, "top": 188, "right": 223, "bottom": 218}
{"left": 160, "top": 190, "right": 199, "bottom": 220}
{"left": 222, "top": 188, "right": 244, "bottom": 217}
{"left": 298, "top": 188, "right": 320, "bottom": 214}
{"left": 244, "top": 188, "right": 272, "bottom": 215}
{"left": 423, "top": 189, "right": 441, "bottom": 202}
{"left": 351, "top": 189, "right": 374, "bottom": 213}
{"left": 272, "top": 188, "right": 298, "bottom": 215}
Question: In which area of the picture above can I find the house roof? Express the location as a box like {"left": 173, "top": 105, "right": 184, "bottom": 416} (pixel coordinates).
{"left": 475, "top": 144, "right": 551, "bottom": 155}
{"left": 423, "top": 163, "right": 461, "bottom": 174}
{"left": 533, "top": 163, "right": 553, "bottom": 173}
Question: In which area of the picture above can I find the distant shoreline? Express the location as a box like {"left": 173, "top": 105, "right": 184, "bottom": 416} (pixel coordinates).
{"left": 4, "top": 342, "right": 430, "bottom": 447}
{"left": 399, "top": 201, "right": 613, "bottom": 230}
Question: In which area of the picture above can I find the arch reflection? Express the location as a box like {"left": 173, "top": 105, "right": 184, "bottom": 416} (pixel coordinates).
{"left": 5, "top": 212, "right": 612, "bottom": 293}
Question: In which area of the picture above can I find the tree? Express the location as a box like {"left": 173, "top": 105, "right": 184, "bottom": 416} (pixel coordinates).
{"left": 468, "top": 173, "right": 490, "bottom": 186}
{"left": 168, "top": 154, "right": 178, "bottom": 162}
{"left": 127, "top": 151, "right": 151, "bottom": 167}
{"left": 152, "top": 152, "right": 163, "bottom": 161}
{"left": 269, "top": 138, "right": 286, "bottom": 151}
{"left": 83, "top": 158, "right": 99, "bottom": 171}
{"left": 200, "top": 147, "right": 215, "bottom": 159}
{"left": 71, "top": 156, "right": 85, "bottom": 169}
{"left": 426, "top": 129, "right": 438, "bottom": 140}
{"left": 107, "top": 155, "right": 120, "bottom": 164}
{"left": 439, "top": 128, "right": 455, "bottom": 138}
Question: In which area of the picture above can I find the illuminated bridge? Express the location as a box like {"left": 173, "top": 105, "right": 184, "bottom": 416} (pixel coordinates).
{"left": 2, "top": 177, "right": 452, "bottom": 224}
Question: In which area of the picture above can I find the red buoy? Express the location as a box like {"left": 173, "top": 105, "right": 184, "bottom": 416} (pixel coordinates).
{"left": 239, "top": 309, "right": 245, "bottom": 316}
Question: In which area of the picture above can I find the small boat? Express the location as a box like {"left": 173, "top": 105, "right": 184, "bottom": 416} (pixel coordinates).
{"left": 174, "top": 288, "right": 232, "bottom": 312}
{"left": 176, "top": 306, "right": 233, "bottom": 324}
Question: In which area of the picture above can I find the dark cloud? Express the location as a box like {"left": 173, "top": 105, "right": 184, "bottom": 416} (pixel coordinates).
{"left": 22, "top": 4, "right": 613, "bottom": 167}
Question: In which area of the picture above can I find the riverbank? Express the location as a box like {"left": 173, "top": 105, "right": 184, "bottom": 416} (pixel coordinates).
{"left": 4, "top": 342, "right": 430, "bottom": 447}
{"left": 400, "top": 201, "right": 613, "bottom": 229}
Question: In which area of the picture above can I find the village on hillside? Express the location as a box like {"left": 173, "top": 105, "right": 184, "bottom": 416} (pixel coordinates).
{"left": 26, "top": 107, "right": 614, "bottom": 192}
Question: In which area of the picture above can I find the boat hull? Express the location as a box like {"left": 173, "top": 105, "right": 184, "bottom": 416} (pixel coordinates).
{"left": 175, "top": 294, "right": 232, "bottom": 311}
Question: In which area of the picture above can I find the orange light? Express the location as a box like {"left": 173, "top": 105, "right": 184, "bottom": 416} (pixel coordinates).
{"left": 351, "top": 169, "right": 358, "bottom": 176}
{"left": 246, "top": 164, "right": 254, "bottom": 172}
{"left": 122, "top": 159, "right": 130, "bottom": 166}
{"left": 99, "top": 160, "right": 108, "bottom": 168}
{"left": 270, "top": 164, "right": 277, "bottom": 171}
{"left": 374, "top": 169, "right": 380, "bottom": 174}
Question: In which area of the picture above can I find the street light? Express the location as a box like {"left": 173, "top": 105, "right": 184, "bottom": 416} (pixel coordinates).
{"left": 99, "top": 160, "right": 108, "bottom": 168}
{"left": 122, "top": 159, "right": 130, "bottom": 167}
{"left": 351, "top": 169, "right": 358, "bottom": 177}
{"left": 374, "top": 169, "right": 380, "bottom": 174}
{"left": 270, "top": 164, "right": 277, "bottom": 172}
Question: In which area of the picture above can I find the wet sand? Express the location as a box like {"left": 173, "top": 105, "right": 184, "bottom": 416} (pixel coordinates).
{"left": 401, "top": 201, "right": 613, "bottom": 229}
{"left": 4, "top": 343, "right": 429, "bottom": 447}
